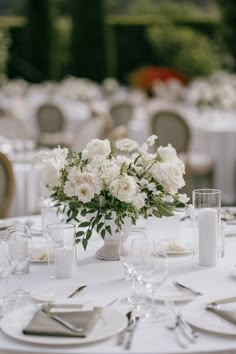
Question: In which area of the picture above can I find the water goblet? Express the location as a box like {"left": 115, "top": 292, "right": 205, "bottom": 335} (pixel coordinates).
{"left": 141, "top": 241, "right": 168, "bottom": 321}
{"left": 119, "top": 229, "right": 147, "bottom": 305}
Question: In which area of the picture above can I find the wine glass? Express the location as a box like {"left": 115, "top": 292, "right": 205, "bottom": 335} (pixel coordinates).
{"left": 119, "top": 229, "right": 147, "bottom": 305}
{"left": 141, "top": 241, "right": 168, "bottom": 321}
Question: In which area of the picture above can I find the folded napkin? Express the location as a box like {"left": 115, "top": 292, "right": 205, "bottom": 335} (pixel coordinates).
{"left": 206, "top": 305, "right": 236, "bottom": 325}
{"left": 23, "top": 307, "right": 102, "bottom": 337}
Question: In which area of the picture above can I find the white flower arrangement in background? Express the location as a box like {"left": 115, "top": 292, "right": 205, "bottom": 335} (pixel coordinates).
{"left": 33, "top": 136, "right": 188, "bottom": 249}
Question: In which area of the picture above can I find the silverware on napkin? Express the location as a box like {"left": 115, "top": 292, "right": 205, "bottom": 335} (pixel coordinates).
{"left": 40, "top": 307, "right": 84, "bottom": 334}
{"left": 116, "top": 311, "right": 133, "bottom": 346}
{"left": 173, "top": 281, "right": 202, "bottom": 296}
{"left": 67, "top": 285, "right": 87, "bottom": 298}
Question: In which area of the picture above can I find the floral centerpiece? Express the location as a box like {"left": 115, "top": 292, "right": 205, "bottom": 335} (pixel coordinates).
{"left": 33, "top": 135, "right": 188, "bottom": 250}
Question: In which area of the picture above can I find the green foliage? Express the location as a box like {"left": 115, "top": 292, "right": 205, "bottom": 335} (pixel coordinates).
{"left": 217, "top": 0, "right": 236, "bottom": 70}
{"left": 23, "top": 0, "right": 59, "bottom": 82}
{"left": 69, "top": 0, "right": 107, "bottom": 82}
{"left": 147, "top": 25, "right": 222, "bottom": 78}
{"left": 0, "top": 28, "right": 10, "bottom": 82}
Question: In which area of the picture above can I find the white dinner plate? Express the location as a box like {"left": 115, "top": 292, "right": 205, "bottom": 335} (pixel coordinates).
{"left": 0, "top": 306, "right": 127, "bottom": 346}
{"left": 182, "top": 296, "right": 236, "bottom": 336}
{"left": 30, "top": 281, "right": 88, "bottom": 302}
{"left": 155, "top": 282, "right": 194, "bottom": 302}
{"left": 166, "top": 249, "right": 192, "bottom": 256}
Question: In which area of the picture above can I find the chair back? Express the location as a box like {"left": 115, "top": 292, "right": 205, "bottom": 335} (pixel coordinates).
{"left": 36, "top": 103, "right": 65, "bottom": 133}
{"left": 110, "top": 102, "right": 133, "bottom": 127}
{"left": 0, "top": 113, "right": 30, "bottom": 139}
{"left": 151, "top": 110, "right": 190, "bottom": 154}
{"left": 0, "top": 152, "right": 14, "bottom": 218}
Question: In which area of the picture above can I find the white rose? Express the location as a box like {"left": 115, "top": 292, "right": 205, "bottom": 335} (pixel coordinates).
{"left": 150, "top": 162, "right": 185, "bottom": 194}
{"left": 82, "top": 139, "right": 111, "bottom": 160}
{"left": 178, "top": 193, "right": 189, "bottom": 204}
{"left": 109, "top": 175, "right": 138, "bottom": 203}
{"left": 158, "top": 144, "right": 179, "bottom": 163}
{"left": 100, "top": 159, "right": 120, "bottom": 185}
{"left": 77, "top": 183, "right": 96, "bottom": 203}
{"left": 132, "top": 192, "right": 146, "bottom": 209}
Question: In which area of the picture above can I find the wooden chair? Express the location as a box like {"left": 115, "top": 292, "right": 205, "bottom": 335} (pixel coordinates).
{"left": 36, "top": 103, "right": 72, "bottom": 148}
{"left": 150, "top": 109, "right": 214, "bottom": 198}
{"left": 0, "top": 152, "right": 14, "bottom": 218}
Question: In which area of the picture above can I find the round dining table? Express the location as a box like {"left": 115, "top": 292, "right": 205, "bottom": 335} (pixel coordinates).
{"left": 1, "top": 215, "right": 236, "bottom": 354}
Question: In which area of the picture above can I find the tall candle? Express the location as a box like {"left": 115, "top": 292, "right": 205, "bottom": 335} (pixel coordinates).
{"left": 198, "top": 208, "right": 218, "bottom": 267}
{"left": 54, "top": 248, "right": 73, "bottom": 279}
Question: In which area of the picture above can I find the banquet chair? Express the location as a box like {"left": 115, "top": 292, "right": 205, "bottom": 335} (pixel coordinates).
{"left": 0, "top": 111, "right": 31, "bottom": 139}
{"left": 108, "top": 125, "right": 128, "bottom": 142}
{"left": 110, "top": 102, "right": 133, "bottom": 127}
{"left": 150, "top": 109, "right": 214, "bottom": 198}
{"left": 0, "top": 152, "right": 14, "bottom": 218}
{"left": 36, "top": 103, "right": 72, "bottom": 148}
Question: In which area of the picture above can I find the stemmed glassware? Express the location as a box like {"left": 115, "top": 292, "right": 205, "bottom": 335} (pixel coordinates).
{"left": 141, "top": 241, "right": 168, "bottom": 321}
{"left": 119, "top": 229, "right": 147, "bottom": 305}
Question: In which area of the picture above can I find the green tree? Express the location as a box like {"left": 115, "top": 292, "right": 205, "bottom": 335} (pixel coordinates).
{"left": 217, "top": 0, "right": 236, "bottom": 70}
{"left": 24, "top": 0, "right": 59, "bottom": 82}
{"left": 70, "top": 0, "right": 107, "bottom": 82}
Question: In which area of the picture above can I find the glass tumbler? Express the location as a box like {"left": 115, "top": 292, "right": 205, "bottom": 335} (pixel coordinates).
{"left": 192, "top": 189, "right": 221, "bottom": 267}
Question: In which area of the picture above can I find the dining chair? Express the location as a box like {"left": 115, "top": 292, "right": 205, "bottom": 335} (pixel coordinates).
{"left": 0, "top": 110, "right": 31, "bottom": 140}
{"left": 150, "top": 109, "right": 214, "bottom": 198}
{"left": 110, "top": 101, "right": 133, "bottom": 127}
{"left": 0, "top": 152, "right": 14, "bottom": 218}
{"left": 36, "top": 103, "right": 72, "bottom": 148}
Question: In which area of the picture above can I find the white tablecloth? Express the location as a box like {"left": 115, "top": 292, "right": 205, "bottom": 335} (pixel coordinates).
{"left": 1, "top": 216, "right": 236, "bottom": 354}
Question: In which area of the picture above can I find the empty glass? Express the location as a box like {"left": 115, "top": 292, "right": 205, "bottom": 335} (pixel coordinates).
{"left": 7, "top": 225, "right": 32, "bottom": 296}
{"left": 119, "top": 229, "right": 147, "bottom": 305}
{"left": 41, "top": 207, "right": 62, "bottom": 240}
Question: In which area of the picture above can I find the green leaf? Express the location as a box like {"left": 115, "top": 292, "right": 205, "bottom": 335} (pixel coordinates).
{"left": 101, "top": 229, "right": 106, "bottom": 239}
{"left": 97, "top": 222, "right": 104, "bottom": 233}
{"left": 106, "top": 225, "right": 112, "bottom": 235}
{"left": 79, "top": 221, "right": 90, "bottom": 228}
{"left": 86, "top": 229, "right": 92, "bottom": 240}
{"left": 82, "top": 238, "right": 88, "bottom": 250}
{"left": 81, "top": 209, "right": 87, "bottom": 217}
{"left": 76, "top": 231, "right": 84, "bottom": 237}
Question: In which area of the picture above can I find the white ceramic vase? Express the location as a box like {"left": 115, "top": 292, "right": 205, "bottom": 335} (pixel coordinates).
{"left": 95, "top": 216, "right": 132, "bottom": 261}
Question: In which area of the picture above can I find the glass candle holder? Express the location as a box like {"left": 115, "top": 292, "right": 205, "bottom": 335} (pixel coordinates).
{"left": 192, "top": 189, "right": 221, "bottom": 267}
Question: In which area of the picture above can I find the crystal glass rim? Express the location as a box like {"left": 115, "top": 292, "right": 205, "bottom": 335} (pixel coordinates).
{"left": 47, "top": 223, "right": 75, "bottom": 231}
{"left": 192, "top": 189, "right": 221, "bottom": 195}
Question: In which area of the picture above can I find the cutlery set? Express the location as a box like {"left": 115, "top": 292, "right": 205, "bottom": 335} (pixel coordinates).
{"left": 116, "top": 311, "right": 140, "bottom": 350}
{"left": 165, "top": 300, "right": 198, "bottom": 348}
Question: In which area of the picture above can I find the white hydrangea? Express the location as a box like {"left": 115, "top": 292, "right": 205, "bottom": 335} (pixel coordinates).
{"left": 40, "top": 163, "right": 61, "bottom": 197}
{"left": 82, "top": 139, "right": 111, "bottom": 160}
{"left": 147, "top": 134, "right": 158, "bottom": 146}
{"left": 115, "top": 138, "right": 139, "bottom": 152}
{"left": 178, "top": 193, "right": 189, "bottom": 204}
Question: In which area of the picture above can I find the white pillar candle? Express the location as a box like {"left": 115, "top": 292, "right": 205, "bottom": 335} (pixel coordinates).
{"left": 198, "top": 208, "right": 218, "bottom": 267}
{"left": 54, "top": 248, "right": 73, "bottom": 279}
